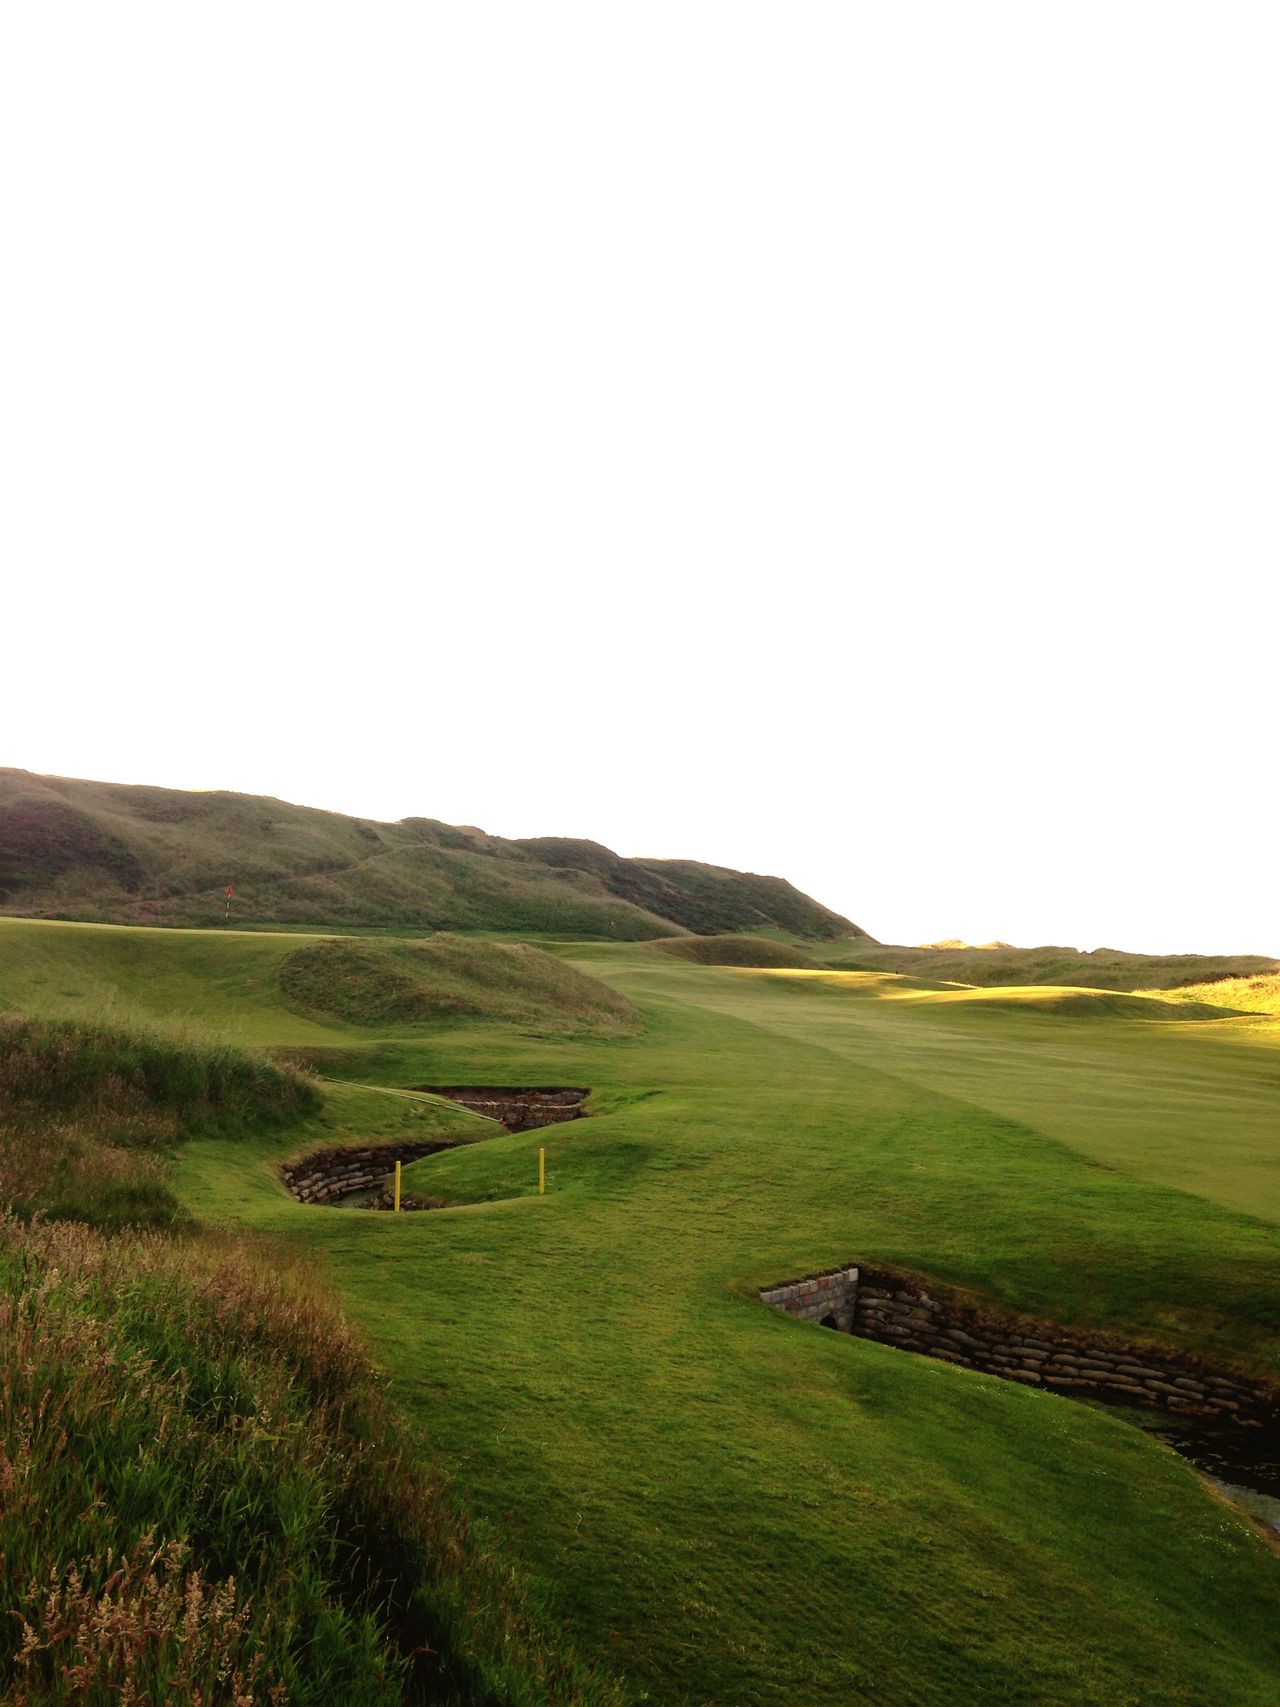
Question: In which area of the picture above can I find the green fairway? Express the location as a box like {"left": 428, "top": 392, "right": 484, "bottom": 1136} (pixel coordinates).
{"left": 5, "top": 918, "right": 1280, "bottom": 1704}
{"left": 625, "top": 959, "right": 1280, "bottom": 1225}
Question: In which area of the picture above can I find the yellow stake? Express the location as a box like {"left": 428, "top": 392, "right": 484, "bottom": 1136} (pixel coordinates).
{"left": 539, "top": 1147, "right": 545, "bottom": 1195}
{"left": 394, "top": 1159, "right": 402, "bottom": 1213}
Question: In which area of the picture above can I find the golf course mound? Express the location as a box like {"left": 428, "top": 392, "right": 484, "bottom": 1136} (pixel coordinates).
{"left": 0, "top": 1013, "right": 319, "bottom": 1226}
{"left": 277, "top": 934, "right": 641, "bottom": 1034}
{"left": 281, "top": 1137, "right": 462, "bottom": 1205}
{"left": 649, "top": 933, "right": 818, "bottom": 968}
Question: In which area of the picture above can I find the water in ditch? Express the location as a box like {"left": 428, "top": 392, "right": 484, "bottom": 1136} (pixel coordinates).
{"left": 1124, "top": 1411, "right": 1280, "bottom": 1541}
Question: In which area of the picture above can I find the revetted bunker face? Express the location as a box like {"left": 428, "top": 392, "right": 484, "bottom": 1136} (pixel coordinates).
{"left": 283, "top": 1088, "right": 590, "bottom": 1208}
{"left": 762, "top": 1264, "right": 1278, "bottom": 1428}
{"left": 415, "top": 1086, "right": 589, "bottom": 1133}
{"left": 281, "top": 1139, "right": 456, "bottom": 1209}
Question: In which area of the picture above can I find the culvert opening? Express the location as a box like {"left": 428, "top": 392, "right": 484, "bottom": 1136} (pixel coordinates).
{"left": 414, "top": 1086, "right": 589, "bottom": 1133}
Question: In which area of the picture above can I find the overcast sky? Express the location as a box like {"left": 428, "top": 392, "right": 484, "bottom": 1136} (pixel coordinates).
{"left": 3, "top": 5, "right": 1276, "bottom": 953}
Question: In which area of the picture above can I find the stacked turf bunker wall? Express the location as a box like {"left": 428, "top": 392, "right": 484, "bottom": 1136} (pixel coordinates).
{"left": 415, "top": 1086, "right": 588, "bottom": 1132}
{"left": 761, "top": 1265, "right": 1277, "bottom": 1424}
{"left": 282, "top": 1140, "right": 459, "bottom": 1204}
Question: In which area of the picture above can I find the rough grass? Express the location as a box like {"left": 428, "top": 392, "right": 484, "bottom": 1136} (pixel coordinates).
{"left": 823, "top": 938, "right": 1278, "bottom": 989}
{"left": 1149, "top": 973, "right": 1280, "bottom": 1015}
{"left": 0, "top": 1215, "right": 625, "bottom": 1707}
{"left": 0, "top": 768, "right": 855, "bottom": 940}
{"left": 515, "top": 839, "right": 862, "bottom": 941}
{"left": 277, "top": 935, "right": 641, "bottom": 1035}
{"left": 0, "top": 1014, "right": 319, "bottom": 1227}
{"left": 647, "top": 932, "right": 819, "bottom": 968}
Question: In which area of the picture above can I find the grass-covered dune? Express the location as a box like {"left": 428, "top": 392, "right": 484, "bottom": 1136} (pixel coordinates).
{"left": 278, "top": 934, "right": 640, "bottom": 1034}
{"left": 825, "top": 937, "right": 1279, "bottom": 989}
{"left": 647, "top": 931, "right": 819, "bottom": 967}
{"left": 0, "top": 768, "right": 863, "bottom": 940}
{"left": 7, "top": 918, "right": 1280, "bottom": 1703}
{"left": 514, "top": 838, "right": 861, "bottom": 940}
{"left": 0, "top": 1012, "right": 318, "bottom": 1226}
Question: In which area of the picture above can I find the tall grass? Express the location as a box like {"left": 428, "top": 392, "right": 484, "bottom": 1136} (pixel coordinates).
{"left": 0, "top": 1216, "right": 626, "bottom": 1706}
{"left": 0, "top": 1014, "right": 319, "bottom": 1227}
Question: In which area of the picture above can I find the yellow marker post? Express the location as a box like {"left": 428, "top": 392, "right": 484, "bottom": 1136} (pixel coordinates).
{"left": 394, "top": 1159, "right": 402, "bottom": 1213}
{"left": 538, "top": 1147, "right": 546, "bottom": 1195}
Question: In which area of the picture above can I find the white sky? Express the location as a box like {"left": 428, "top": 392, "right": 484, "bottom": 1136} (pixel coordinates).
{"left": 3, "top": 5, "right": 1276, "bottom": 954}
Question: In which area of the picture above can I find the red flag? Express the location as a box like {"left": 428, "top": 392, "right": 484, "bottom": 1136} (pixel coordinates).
{"left": 225, "top": 885, "right": 233, "bottom": 898}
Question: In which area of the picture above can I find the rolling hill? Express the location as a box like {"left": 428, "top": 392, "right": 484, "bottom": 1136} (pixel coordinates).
{"left": 0, "top": 768, "right": 865, "bottom": 940}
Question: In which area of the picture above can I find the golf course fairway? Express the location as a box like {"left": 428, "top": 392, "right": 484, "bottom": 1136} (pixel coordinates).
{"left": 6, "top": 917, "right": 1280, "bottom": 1704}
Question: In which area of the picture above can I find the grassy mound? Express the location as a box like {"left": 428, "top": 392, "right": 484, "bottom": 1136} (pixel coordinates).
{"left": 0, "top": 1014, "right": 319, "bottom": 1227}
{"left": 1148, "top": 973, "right": 1280, "bottom": 1015}
{"left": 277, "top": 935, "right": 641, "bottom": 1034}
{"left": 649, "top": 933, "right": 819, "bottom": 968}
{"left": 0, "top": 1215, "right": 624, "bottom": 1707}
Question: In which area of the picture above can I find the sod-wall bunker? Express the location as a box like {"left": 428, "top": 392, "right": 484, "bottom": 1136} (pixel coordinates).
{"left": 413, "top": 1085, "right": 589, "bottom": 1131}
{"left": 762, "top": 1265, "right": 1277, "bottom": 1425}
{"left": 282, "top": 1086, "right": 591, "bottom": 1207}
{"left": 281, "top": 1139, "right": 459, "bottom": 1205}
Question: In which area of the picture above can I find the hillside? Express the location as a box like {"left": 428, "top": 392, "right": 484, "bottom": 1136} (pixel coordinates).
{"left": 0, "top": 769, "right": 864, "bottom": 940}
